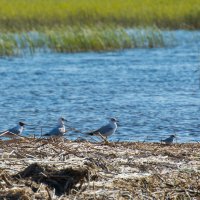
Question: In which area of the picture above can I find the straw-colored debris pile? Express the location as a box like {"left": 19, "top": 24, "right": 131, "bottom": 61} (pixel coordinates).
{"left": 0, "top": 138, "right": 200, "bottom": 199}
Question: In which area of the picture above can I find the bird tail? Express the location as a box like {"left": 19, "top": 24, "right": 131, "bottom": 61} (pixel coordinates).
{"left": 85, "top": 131, "right": 97, "bottom": 136}
{"left": 0, "top": 131, "right": 8, "bottom": 137}
{"left": 0, "top": 131, "right": 19, "bottom": 138}
{"left": 43, "top": 133, "right": 50, "bottom": 136}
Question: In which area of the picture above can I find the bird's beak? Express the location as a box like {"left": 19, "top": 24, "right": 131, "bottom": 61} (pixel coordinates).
{"left": 21, "top": 122, "right": 27, "bottom": 126}
{"left": 26, "top": 124, "right": 38, "bottom": 126}
{"left": 115, "top": 120, "right": 120, "bottom": 125}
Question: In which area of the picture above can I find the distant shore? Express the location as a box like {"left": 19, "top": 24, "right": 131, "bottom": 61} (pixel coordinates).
{"left": 0, "top": 0, "right": 199, "bottom": 57}
{"left": 0, "top": 138, "right": 199, "bottom": 199}
{"left": 0, "top": 0, "right": 199, "bottom": 30}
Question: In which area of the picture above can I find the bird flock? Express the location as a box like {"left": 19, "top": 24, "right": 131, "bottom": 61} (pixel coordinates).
{"left": 0, "top": 117, "right": 176, "bottom": 144}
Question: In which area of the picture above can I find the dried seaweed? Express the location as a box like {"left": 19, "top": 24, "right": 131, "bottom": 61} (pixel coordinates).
{"left": 14, "top": 163, "right": 89, "bottom": 195}
{"left": 0, "top": 138, "right": 200, "bottom": 199}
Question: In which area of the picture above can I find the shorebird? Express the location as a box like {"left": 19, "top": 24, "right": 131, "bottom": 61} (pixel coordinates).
{"left": 86, "top": 118, "right": 118, "bottom": 139}
{"left": 161, "top": 135, "right": 176, "bottom": 144}
{"left": 43, "top": 117, "right": 66, "bottom": 137}
{"left": 0, "top": 122, "right": 26, "bottom": 138}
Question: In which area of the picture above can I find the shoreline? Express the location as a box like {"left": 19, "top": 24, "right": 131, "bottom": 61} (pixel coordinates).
{"left": 0, "top": 138, "right": 199, "bottom": 199}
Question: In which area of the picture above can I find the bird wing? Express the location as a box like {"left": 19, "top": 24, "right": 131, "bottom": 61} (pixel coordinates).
{"left": 87, "top": 124, "right": 113, "bottom": 135}
{"left": 44, "top": 126, "right": 64, "bottom": 136}
{"left": 0, "top": 128, "right": 20, "bottom": 138}
{"left": 8, "top": 127, "right": 20, "bottom": 135}
{"left": 0, "top": 131, "right": 10, "bottom": 137}
{"left": 161, "top": 137, "right": 173, "bottom": 143}
{"left": 43, "top": 127, "right": 58, "bottom": 136}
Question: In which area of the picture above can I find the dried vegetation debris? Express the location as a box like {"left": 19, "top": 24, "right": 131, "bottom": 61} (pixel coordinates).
{"left": 0, "top": 138, "right": 200, "bottom": 199}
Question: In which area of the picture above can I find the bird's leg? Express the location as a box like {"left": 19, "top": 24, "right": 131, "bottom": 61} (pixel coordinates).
{"left": 97, "top": 132, "right": 109, "bottom": 144}
{"left": 97, "top": 132, "right": 105, "bottom": 141}
{"left": 104, "top": 136, "right": 109, "bottom": 145}
{"left": 61, "top": 137, "right": 65, "bottom": 143}
{"left": 105, "top": 136, "right": 109, "bottom": 144}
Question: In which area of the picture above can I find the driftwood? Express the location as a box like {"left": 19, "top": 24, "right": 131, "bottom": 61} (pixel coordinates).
{"left": 0, "top": 138, "right": 200, "bottom": 199}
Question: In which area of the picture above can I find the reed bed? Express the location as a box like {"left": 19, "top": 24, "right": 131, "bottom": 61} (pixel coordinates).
{"left": 0, "top": 0, "right": 199, "bottom": 30}
{"left": 0, "top": 27, "right": 169, "bottom": 56}
{"left": 0, "top": 0, "right": 197, "bottom": 55}
{"left": 0, "top": 138, "right": 200, "bottom": 199}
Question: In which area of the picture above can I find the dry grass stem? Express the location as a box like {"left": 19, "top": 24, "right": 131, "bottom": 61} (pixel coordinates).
{"left": 0, "top": 138, "right": 199, "bottom": 199}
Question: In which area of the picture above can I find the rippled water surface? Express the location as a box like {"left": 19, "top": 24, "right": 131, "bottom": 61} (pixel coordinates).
{"left": 0, "top": 31, "right": 200, "bottom": 142}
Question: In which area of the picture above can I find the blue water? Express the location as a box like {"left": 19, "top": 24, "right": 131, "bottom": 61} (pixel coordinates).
{"left": 0, "top": 30, "right": 200, "bottom": 142}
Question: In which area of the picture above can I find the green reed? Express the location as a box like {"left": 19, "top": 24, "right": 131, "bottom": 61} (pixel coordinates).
{"left": 0, "top": 26, "right": 169, "bottom": 56}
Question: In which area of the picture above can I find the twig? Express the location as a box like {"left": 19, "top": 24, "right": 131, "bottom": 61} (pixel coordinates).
{"left": 1, "top": 174, "right": 13, "bottom": 187}
{"left": 14, "top": 151, "right": 26, "bottom": 158}
{"left": 45, "top": 186, "right": 53, "bottom": 200}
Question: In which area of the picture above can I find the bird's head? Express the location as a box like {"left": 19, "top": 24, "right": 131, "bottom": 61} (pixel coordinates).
{"left": 110, "top": 118, "right": 118, "bottom": 123}
{"left": 60, "top": 117, "right": 65, "bottom": 121}
{"left": 58, "top": 117, "right": 66, "bottom": 125}
{"left": 19, "top": 122, "right": 26, "bottom": 126}
{"left": 170, "top": 135, "right": 176, "bottom": 138}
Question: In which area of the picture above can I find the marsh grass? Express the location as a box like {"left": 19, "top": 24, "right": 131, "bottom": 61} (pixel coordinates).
{"left": 0, "top": 0, "right": 196, "bottom": 55}
{"left": 0, "top": 0, "right": 199, "bottom": 30}
{"left": 0, "top": 26, "right": 170, "bottom": 56}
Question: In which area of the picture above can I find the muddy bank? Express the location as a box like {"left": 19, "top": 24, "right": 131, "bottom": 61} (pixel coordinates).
{"left": 0, "top": 138, "right": 200, "bottom": 199}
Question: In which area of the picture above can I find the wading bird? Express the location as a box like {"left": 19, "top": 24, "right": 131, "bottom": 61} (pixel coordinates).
{"left": 43, "top": 117, "right": 66, "bottom": 137}
{"left": 0, "top": 122, "right": 26, "bottom": 138}
{"left": 161, "top": 135, "right": 176, "bottom": 144}
{"left": 86, "top": 118, "right": 118, "bottom": 139}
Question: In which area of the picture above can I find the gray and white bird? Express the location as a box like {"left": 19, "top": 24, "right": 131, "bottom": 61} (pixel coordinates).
{"left": 43, "top": 117, "right": 66, "bottom": 137}
{"left": 0, "top": 122, "right": 26, "bottom": 138}
{"left": 86, "top": 118, "right": 118, "bottom": 139}
{"left": 161, "top": 135, "right": 176, "bottom": 144}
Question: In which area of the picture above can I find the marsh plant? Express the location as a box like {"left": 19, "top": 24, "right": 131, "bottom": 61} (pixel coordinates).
{"left": 0, "top": 27, "right": 170, "bottom": 56}
{"left": 0, "top": 0, "right": 198, "bottom": 55}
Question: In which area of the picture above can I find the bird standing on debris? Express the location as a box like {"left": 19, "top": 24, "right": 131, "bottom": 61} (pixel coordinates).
{"left": 86, "top": 118, "right": 118, "bottom": 139}
{"left": 0, "top": 122, "right": 26, "bottom": 138}
{"left": 161, "top": 135, "right": 176, "bottom": 144}
{"left": 43, "top": 117, "right": 66, "bottom": 137}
